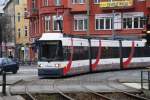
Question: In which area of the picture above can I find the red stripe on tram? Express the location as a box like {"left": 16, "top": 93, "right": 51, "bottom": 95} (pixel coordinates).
{"left": 92, "top": 40, "right": 102, "bottom": 71}
{"left": 63, "top": 38, "right": 74, "bottom": 75}
{"left": 123, "top": 41, "right": 135, "bottom": 69}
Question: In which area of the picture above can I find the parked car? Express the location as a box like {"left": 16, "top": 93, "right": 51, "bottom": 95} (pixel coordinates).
{"left": 0, "top": 58, "right": 19, "bottom": 74}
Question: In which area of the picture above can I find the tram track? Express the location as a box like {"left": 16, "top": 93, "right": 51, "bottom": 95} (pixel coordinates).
{"left": 80, "top": 85, "right": 114, "bottom": 100}
{"left": 54, "top": 80, "right": 75, "bottom": 100}
{"left": 104, "top": 72, "right": 150, "bottom": 100}
{"left": 78, "top": 79, "right": 149, "bottom": 100}
{"left": 7, "top": 79, "right": 37, "bottom": 100}
{"left": 55, "top": 80, "right": 114, "bottom": 100}
{"left": 7, "top": 79, "right": 22, "bottom": 96}
{"left": 75, "top": 73, "right": 150, "bottom": 100}
{"left": 5, "top": 71, "right": 150, "bottom": 100}
{"left": 106, "top": 81, "right": 149, "bottom": 100}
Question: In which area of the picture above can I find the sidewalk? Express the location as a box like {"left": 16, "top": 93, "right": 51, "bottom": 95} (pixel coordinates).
{"left": 19, "top": 64, "right": 37, "bottom": 68}
{"left": 0, "top": 95, "right": 25, "bottom": 100}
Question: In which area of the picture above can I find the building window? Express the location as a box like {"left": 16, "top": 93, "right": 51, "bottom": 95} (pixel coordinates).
{"left": 18, "top": 13, "right": 21, "bottom": 22}
{"left": 140, "top": 17, "right": 146, "bottom": 28}
{"left": 32, "top": 0, "right": 36, "bottom": 8}
{"left": 72, "top": 0, "right": 77, "bottom": 4}
{"left": 108, "top": 0, "right": 113, "bottom": 2}
{"left": 55, "top": 0, "right": 61, "bottom": 6}
{"left": 44, "top": 16, "right": 50, "bottom": 32}
{"left": 74, "top": 15, "right": 87, "bottom": 31}
{"left": 24, "top": 8, "right": 27, "bottom": 17}
{"left": 16, "top": 0, "right": 19, "bottom": 5}
{"left": 123, "top": 12, "right": 145, "bottom": 29}
{"left": 44, "top": 0, "right": 48, "bottom": 6}
{"left": 72, "top": 0, "right": 85, "bottom": 4}
{"left": 95, "top": 17, "right": 112, "bottom": 30}
{"left": 18, "top": 28, "right": 21, "bottom": 38}
{"left": 123, "top": 17, "right": 145, "bottom": 29}
{"left": 94, "top": 0, "right": 100, "bottom": 4}
{"left": 53, "top": 15, "right": 63, "bottom": 31}
{"left": 25, "top": 26, "right": 28, "bottom": 36}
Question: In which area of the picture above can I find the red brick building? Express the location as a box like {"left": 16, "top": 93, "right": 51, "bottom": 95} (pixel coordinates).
{"left": 26, "top": 0, "right": 150, "bottom": 61}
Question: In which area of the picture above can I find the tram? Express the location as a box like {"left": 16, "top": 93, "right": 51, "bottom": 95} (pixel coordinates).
{"left": 37, "top": 33, "right": 150, "bottom": 77}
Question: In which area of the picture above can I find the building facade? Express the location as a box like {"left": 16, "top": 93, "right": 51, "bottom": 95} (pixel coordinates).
{"left": 26, "top": 0, "right": 150, "bottom": 61}
{"left": 0, "top": 5, "right": 5, "bottom": 57}
{"left": 15, "top": 0, "right": 30, "bottom": 63}
{"left": 3, "top": 0, "right": 15, "bottom": 57}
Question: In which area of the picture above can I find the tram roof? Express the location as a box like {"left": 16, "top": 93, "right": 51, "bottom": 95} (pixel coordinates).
{"left": 39, "top": 33, "right": 63, "bottom": 40}
{"left": 39, "top": 33, "right": 146, "bottom": 42}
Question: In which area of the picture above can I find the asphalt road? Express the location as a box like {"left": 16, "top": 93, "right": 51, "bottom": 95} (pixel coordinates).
{"left": 0, "top": 66, "right": 147, "bottom": 86}
{"left": 0, "top": 65, "right": 38, "bottom": 84}
{"left": 0, "top": 66, "right": 147, "bottom": 94}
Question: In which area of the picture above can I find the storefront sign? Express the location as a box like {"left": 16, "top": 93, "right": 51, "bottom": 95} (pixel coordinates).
{"left": 100, "top": 0, "right": 133, "bottom": 8}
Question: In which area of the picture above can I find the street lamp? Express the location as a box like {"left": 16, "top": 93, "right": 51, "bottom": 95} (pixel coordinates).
{"left": 112, "top": 10, "right": 116, "bottom": 40}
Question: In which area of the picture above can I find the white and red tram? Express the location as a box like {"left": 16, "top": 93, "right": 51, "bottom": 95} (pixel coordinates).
{"left": 37, "top": 33, "right": 150, "bottom": 77}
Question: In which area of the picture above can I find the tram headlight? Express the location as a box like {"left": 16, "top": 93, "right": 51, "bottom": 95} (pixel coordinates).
{"left": 55, "top": 64, "right": 61, "bottom": 68}
{"left": 38, "top": 64, "right": 44, "bottom": 68}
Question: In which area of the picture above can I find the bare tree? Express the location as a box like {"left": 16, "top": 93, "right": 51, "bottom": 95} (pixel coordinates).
{"left": 0, "top": 15, "right": 11, "bottom": 56}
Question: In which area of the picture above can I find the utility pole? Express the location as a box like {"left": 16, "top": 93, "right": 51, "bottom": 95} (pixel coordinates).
{"left": 87, "top": 0, "right": 90, "bottom": 36}
{"left": 0, "top": 23, "right": 2, "bottom": 57}
{"left": 86, "top": 0, "right": 92, "bottom": 72}
{"left": 13, "top": 0, "right": 16, "bottom": 60}
{"left": 112, "top": 10, "right": 116, "bottom": 40}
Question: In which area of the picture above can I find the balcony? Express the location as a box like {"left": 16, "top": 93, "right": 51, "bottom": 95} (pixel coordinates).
{"left": 99, "top": 0, "right": 134, "bottom": 10}
{"left": 25, "top": 8, "right": 39, "bottom": 18}
{"left": 30, "top": 8, "right": 39, "bottom": 16}
{"left": 146, "top": 0, "right": 150, "bottom": 8}
{"left": 24, "top": 11, "right": 29, "bottom": 19}
{"left": 68, "top": 1, "right": 87, "bottom": 13}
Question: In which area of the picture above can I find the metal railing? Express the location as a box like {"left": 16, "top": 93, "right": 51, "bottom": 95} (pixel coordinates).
{"left": 141, "top": 69, "right": 150, "bottom": 90}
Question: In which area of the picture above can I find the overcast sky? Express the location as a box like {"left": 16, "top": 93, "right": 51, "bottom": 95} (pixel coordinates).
{"left": 0, "top": 0, "right": 6, "bottom": 5}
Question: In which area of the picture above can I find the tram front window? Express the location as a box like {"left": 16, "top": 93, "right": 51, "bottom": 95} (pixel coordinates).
{"left": 39, "top": 41, "right": 63, "bottom": 61}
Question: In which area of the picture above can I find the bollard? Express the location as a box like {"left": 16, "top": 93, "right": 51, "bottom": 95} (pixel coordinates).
{"left": 2, "top": 70, "right": 6, "bottom": 96}
{"left": 148, "top": 71, "right": 150, "bottom": 90}
{"left": 141, "top": 71, "right": 143, "bottom": 90}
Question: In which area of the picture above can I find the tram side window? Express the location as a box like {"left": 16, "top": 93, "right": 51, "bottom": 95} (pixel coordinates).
{"left": 122, "top": 47, "right": 150, "bottom": 58}
{"left": 91, "top": 47, "right": 98, "bottom": 59}
{"left": 143, "top": 47, "right": 150, "bottom": 57}
{"left": 131, "top": 47, "right": 150, "bottom": 57}
{"left": 101, "top": 47, "right": 119, "bottom": 58}
{"left": 73, "top": 46, "right": 80, "bottom": 60}
{"left": 102, "top": 47, "right": 109, "bottom": 58}
{"left": 63, "top": 46, "right": 71, "bottom": 60}
{"left": 81, "top": 46, "right": 89, "bottom": 60}
{"left": 73, "top": 46, "right": 89, "bottom": 60}
{"left": 122, "top": 47, "right": 131, "bottom": 58}
{"left": 56, "top": 42, "right": 64, "bottom": 60}
{"left": 134, "top": 47, "right": 142, "bottom": 57}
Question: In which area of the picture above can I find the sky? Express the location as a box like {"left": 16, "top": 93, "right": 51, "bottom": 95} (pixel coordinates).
{"left": 0, "top": 0, "right": 6, "bottom": 5}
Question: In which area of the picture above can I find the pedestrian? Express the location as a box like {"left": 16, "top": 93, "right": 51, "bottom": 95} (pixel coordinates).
{"left": 8, "top": 52, "right": 13, "bottom": 59}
